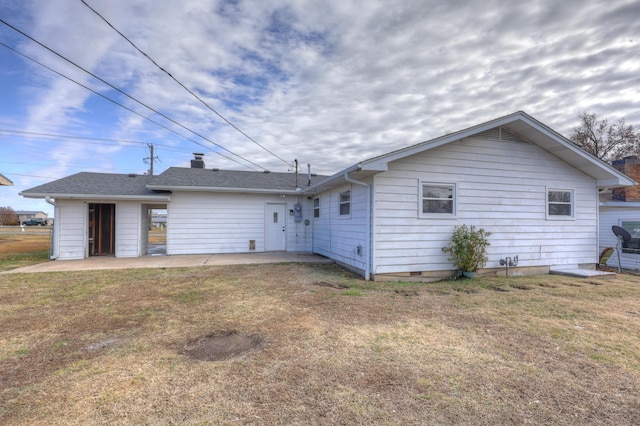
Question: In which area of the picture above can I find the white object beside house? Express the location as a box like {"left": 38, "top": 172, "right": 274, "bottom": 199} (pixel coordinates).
{"left": 20, "top": 111, "right": 635, "bottom": 280}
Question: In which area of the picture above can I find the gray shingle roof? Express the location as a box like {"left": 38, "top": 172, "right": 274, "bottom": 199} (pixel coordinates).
{"left": 20, "top": 168, "right": 329, "bottom": 198}
{"left": 148, "top": 167, "right": 327, "bottom": 191}
{"left": 20, "top": 172, "right": 163, "bottom": 197}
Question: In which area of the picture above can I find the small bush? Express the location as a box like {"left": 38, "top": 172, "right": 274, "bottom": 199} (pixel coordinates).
{"left": 442, "top": 225, "right": 491, "bottom": 273}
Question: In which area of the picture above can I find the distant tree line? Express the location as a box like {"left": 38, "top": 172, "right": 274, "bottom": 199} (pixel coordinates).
{"left": 0, "top": 207, "right": 19, "bottom": 225}
{"left": 569, "top": 112, "right": 640, "bottom": 162}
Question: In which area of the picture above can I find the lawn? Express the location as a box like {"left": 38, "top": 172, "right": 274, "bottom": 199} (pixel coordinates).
{"left": 1, "top": 263, "right": 640, "bottom": 424}
{"left": 0, "top": 228, "right": 50, "bottom": 271}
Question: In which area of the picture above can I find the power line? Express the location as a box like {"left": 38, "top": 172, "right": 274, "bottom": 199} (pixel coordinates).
{"left": 0, "top": 128, "right": 147, "bottom": 145}
{"left": 80, "top": 0, "right": 291, "bottom": 168}
{"left": 0, "top": 20, "right": 266, "bottom": 171}
{"left": 0, "top": 160, "right": 142, "bottom": 173}
{"left": 0, "top": 128, "right": 192, "bottom": 154}
{"left": 2, "top": 172, "right": 60, "bottom": 180}
{"left": 0, "top": 40, "right": 246, "bottom": 169}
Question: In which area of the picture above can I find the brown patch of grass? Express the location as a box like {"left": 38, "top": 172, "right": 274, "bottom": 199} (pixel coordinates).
{"left": 0, "top": 232, "right": 50, "bottom": 271}
{"left": 2, "top": 265, "right": 640, "bottom": 424}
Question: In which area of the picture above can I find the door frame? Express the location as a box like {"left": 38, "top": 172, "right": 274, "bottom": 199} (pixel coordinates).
{"left": 265, "top": 203, "right": 286, "bottom": 251}
{"left": 88, "top": 203, "right": 116, "bottom": 256}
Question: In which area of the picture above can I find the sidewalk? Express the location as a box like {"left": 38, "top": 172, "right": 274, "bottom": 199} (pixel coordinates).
{"left": 2, "top": 252, "right": 334, "bottom": 274}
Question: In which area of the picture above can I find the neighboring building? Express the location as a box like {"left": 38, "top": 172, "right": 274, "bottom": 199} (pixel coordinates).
{"left": 15, "top": 210, "right": 49, "bottom": 224}
{"left": 21, "top": 111, "right": 634, "bottom": 280}
{"left": 0, "top": 173, "right": 13, "bottom": 186}
{"left": 599, "top": 156, "right": 640, "bottom": 270}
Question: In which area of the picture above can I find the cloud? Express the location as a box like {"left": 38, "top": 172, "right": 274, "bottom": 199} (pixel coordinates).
{"left": 1, "top": 0, "right": 640, "bottom": 214}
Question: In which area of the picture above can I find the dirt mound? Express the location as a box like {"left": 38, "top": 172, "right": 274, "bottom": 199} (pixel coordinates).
{"left": 181, "top": 332, "right": 263, "bottom": 361}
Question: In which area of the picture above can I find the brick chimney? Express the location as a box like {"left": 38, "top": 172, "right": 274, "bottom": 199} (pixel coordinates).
{"left": 611, "top": 156, "right": 640, "bottom": 201}
{"left": 191, "top": 153, "right": 205, "bottom": 169}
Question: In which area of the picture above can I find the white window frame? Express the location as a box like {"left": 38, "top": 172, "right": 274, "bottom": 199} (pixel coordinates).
{"left": 339, "top": 190, "right": 351, "bottom": 217}
{"left": 546, "top": 188, "right": 575, "bottom": 220}
{"left": 313, "top": 198, "right": 320, "bottom": 218}
{"left": 419, "top": 182, "right": 456, "bottom": 218}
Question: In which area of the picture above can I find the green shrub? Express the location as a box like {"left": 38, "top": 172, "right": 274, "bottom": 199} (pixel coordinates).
{"left": 442, "top": 225, "right": 491, "bottom": 273}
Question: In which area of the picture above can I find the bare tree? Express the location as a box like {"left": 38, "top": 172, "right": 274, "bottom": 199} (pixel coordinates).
{"left": 569, "top": 112, "right": 639, "bottom": 161}
{"left": 0, "top": 206, "right": 18, "bottom": 226}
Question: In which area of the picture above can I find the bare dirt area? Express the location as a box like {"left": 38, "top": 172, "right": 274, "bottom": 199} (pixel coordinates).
{"left": 2, "top": 264, "right": 640, "bottom": 425}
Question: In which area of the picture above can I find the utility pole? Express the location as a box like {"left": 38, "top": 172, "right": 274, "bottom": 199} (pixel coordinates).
{"left": 143, "top": 143, "right": 160, "bottom": 175}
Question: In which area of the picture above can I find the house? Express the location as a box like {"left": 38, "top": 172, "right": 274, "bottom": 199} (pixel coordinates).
{"left": 15, "top": 210, "right": 49, "bottom": 224}
{"left": 20, "top": 111, "right": 635, "bottom": 280}
{"left": 0, "top": 173, "right": 13, "bottom": 186}
{"left": 598, "top": 156, "right": 640, "bottom": 270}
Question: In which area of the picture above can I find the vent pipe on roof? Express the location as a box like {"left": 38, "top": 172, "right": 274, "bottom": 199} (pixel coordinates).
{"left": 191, "top": 153, "right": 205, "bottom": 169}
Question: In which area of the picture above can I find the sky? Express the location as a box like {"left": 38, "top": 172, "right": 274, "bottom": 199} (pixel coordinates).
{"left": 1, "top": 0, "right": 639, "bottom": 217}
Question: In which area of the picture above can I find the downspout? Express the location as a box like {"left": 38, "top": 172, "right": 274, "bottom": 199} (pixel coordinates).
{"left": 344, "top": 172, "right": 371, "bottom": 281}
{"left": 45, "top": 196, "right": 59, "bottom": 259}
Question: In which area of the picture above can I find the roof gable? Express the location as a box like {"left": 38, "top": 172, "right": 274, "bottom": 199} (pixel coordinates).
{"left": 0, "top": 173, "right": 13, "bottom": 186}
{"left": 310, "top": 111, "right": 635, "bottom": 190}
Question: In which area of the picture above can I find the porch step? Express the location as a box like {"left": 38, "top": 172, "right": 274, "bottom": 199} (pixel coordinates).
{"left": 549, "top": 267, "right": 616, "bottom": 279}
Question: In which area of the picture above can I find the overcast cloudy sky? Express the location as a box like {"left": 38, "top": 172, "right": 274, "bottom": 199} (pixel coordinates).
{"left": 1, "top": 0, "right": 639, "bottom": 216}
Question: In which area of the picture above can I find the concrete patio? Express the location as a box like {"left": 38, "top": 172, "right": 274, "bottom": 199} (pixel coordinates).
{"left": 2, "top": 252, "right": 334, "bottom": 274}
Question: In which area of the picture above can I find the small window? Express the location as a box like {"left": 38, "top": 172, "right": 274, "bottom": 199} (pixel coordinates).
{"left": 421, "top": 183, "right": 455, "bottom": 215}
{"left": 339, "top": 191, "right": 351, "bottom": 216}
{"left": 548, "top": 189, "right": 573, "bottom": 217}
{"left": 313, "top": 198, "right": 320, "bottom": 218}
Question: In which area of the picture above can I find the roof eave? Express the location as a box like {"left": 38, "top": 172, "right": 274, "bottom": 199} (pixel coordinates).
{"left": 20, "top": 192, "right": 172, "bottom": 201}
{"left": 600, "top": 201, "right": 640, "bottom": 207}
{"left": 596, "top": 177, "right": 637, "bottom": 188}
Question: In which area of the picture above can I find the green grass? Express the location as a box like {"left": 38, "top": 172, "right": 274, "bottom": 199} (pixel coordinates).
{"left": 0, "top": 249, "right": 50, "bottom": 272}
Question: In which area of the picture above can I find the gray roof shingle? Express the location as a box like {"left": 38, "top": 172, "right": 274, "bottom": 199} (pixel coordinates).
{"left": 20, "top": 168, "right": 329, "bottom": 198}
{"left": 20, "top": 172, "right": 163, "bottom": 197}
{"left": 149, "top": 167, "right": 327, "bottom": 191}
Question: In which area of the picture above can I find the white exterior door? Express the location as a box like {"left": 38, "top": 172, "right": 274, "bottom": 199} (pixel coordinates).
{"left": 265, "top": 204, "right": 286, "bottom": 251}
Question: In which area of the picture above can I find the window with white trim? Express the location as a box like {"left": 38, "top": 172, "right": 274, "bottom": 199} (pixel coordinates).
{"left": 547, "top": 189, "right": 573, "bottom": 218}
{"left": 313, "top": 198, "right": 320, "bottom": 218}
{"left": 339, "top": 191, "right": 351, "bottom": 216}
{"left": 420, "top": 183, "right": 455, "bottom": 216}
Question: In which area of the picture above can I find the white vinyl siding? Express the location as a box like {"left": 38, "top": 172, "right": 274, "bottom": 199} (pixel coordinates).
{"left": 373, "top": 136, "right": 598, "bottom": 275}
{"left": 54, "top": 200, "right": 87, "bottom": 259}
{"left": 114, "top": 201, "right": 143, "bottom": 257}
{"left": 167, "top": 192, "right": 313, "bottom": 255}
{"left": 313, "top": 183, "right": 369, "bottom": 274}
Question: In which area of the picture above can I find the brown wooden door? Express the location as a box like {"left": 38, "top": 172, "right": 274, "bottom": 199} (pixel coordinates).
{"left": 88, "top": 203, "right": 115, "bottom": 256}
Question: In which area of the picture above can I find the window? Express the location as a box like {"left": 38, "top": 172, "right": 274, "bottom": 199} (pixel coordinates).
{"left": 313, "top": 198, "right": 320, "bottom": 218}
{"left": 339, "top": 191, "right": 351, "bottom": 216}
{"left": 547, "top": 189, "right": 573, "bottom": 218}
{"left": 421, "top": 183, "right": 455, "bottom": 216}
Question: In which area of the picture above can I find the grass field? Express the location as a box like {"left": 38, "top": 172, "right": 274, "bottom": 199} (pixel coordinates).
{"left": 2, "top": 263, "right": 640, "bottom": 425}
{"left": 0, "top": 228, "right": 50, "bottom": 271}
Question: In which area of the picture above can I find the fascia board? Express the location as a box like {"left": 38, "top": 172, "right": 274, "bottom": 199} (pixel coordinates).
{"left": 596, "top": 177, "right": 637, "bottom": 187}
{"left": 20, "top": 192, "right": 172, "bottom": 201}
{"left": 360, "top": 112, "right": 529, "bottom": 170}
{"left": 600, "top": 201, "right": 640, "bottom": 207}
{"left": 302, "top": 164, "right": 362, "bottom": 192}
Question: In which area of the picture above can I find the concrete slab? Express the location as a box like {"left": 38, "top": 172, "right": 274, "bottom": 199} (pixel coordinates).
{"left": 1, "top": 252, "right": 334, "bottom": 274}
{"left": 549, "top": 267, "right": 617, "bottom": 279}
